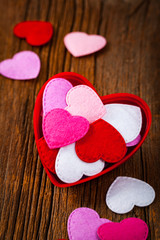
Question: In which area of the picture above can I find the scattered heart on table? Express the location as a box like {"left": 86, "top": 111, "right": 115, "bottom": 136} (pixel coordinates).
{"left": 67, "top": 207, "right": 111, "bottom": 240}
{"left": 102, "top": 104, "right": 142, "bottom": 143}
{"left": 75, "top": 119, "right": 127, "bottom": 163}
{"left": 43, "top": 78, "right": 73, "bottom": 116}
{"left": 55, "top": 143, "right": 105, "bottom": 183}
{"left": 65, "top": 85, "right": 106, "bottom": 123}
{"left": 14, "top": 21, "right": 53, "bottom": 46}
{"left": 106, "top": 176, "right": 155, "bottom": 214}
{"left": 64, "top": 32, "right": 107, "bottom": 57}
{"left": 42, "top": 108, "right": 89, "bottom": 149}
{"left": 0, "top": 51, "right": 40, "bottom": 80}
{"left": 97, "top": 218, "right": 148, "bottom": 240}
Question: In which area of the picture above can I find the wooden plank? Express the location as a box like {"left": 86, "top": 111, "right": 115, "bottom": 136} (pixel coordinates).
{"left": 0, "top": 0, "right": 159, "bottom": 239}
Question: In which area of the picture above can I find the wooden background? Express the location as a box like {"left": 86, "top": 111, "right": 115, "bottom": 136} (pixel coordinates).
{"left": 0, "top": 0, "right": 160, "bottom": 239}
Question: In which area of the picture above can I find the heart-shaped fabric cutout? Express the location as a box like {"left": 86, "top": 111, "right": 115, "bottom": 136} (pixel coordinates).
{"left": 36, "top": 137, "right": 59, "bottom": 174}
{"left": 64, "top": 32, "right": 106, "bottom": 57}
{"left": 42, "top": 108, "right": 89, "bottom": 149}
{"left": 14, "top": 21, "right": 53, "bottom": 46}
{"left": 97, "top": 218, "right": 148, "bottom": 240}
{"left": 126, "top": 134, "right": 141, "bottom": 147}
{"left": 106, "top": 176, "right": 155, "bottom": 214}
{"left": 76, "top": 119, "right": 127, "bottom": 163}
{"left": 43, "top": 78, "right": 73, "bottom": 116}
{"left": 55, "top": 143, "right": 105, "bottom": 183}
{"left": 65, "top": 85, "right": 106, "bottom": 123}
{"left": 0, "top": 51, "right": 40, "bottom": 80}
{"left": 67, "top": 207, "right": 110, "bottom": 240}
{"left": 102, "top": 104, "right": 142, "bottom": 143}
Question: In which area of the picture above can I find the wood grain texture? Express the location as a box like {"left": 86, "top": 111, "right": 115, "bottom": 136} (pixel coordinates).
{"left": 0, "top": 0, "right": 160, "bottom": 239}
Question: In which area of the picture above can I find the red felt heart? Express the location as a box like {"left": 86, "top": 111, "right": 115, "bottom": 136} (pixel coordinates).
{"left": 14, "top": 21, "right": 53, "bottom": 46}
{"left": 75, "top": 119, "right": 126, "bottom": 163}
{"left": 37, "top": 137, "right": 59, "bottom": 173}
{"left": 33, "top": 72, "right": 151, "bottom": 187}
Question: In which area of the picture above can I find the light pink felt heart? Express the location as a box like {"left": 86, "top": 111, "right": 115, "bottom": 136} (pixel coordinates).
{"left": 43, "top": 78, "right": 73, "bottom": 116}
{"left": 65, "top": 85, "right": 106, "bottom": 123}
{"left": 42, "top": 108, "right": 89, "bottom": 149}
{"left": 67, "top": 208, "right": 111, "bottom": 240}
{"left": 97, "top": 218, "right": 148, "bottom": 240}
{"left": 64, "top": 32, "right": 107, "bottom": 57}
{"left": 0, "top": 51, "right": 40, "bottom": 80}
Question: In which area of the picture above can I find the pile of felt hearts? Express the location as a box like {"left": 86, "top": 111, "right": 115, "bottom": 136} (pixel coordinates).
{"left": 0, "top": 20, "right": 107, "bottom": 80}
{"left": 38, "top": 76, "right": 144, "bottom": 184}
{"left": 62, "top": 176, "right": 155, "bottom": 239}
{"left": 67, "top": 207, "right": 149, "bottom": 240}
{"left": 34, "top": 72, "right": 151, "bottom": 187}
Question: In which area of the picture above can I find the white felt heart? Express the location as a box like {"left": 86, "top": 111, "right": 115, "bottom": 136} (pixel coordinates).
{"left": 106, "top": 176, "right": 155, "bottom": 214}
{"left": 102, "top": 104, "right": 142, "bottom": 143}
{"left": 55, "top": 143, "right": 105, "bottom": 183}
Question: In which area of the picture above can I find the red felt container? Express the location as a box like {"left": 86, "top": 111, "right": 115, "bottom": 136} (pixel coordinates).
{"left": 33, "top": 72, "right": 152, "bottom": 187}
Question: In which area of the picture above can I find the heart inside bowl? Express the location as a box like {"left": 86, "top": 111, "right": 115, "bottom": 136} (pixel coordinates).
{"left": 33, "top": 72, "right": 151, "bottom": 187}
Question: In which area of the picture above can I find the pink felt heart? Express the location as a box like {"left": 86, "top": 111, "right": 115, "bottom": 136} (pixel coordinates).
{"left": 42, "top": 108, "right": 89, "bottom": 149}
{"left": 97, "top": 218, "right": 148, "bottom": 240}
{"left": 64, "top": 32, "right": 107, "bottom": 57}
{"left": 0, "top": 51, "right": 40, "bottom": 80}
{"left": 67, "top": 208, "right": 111, "bottom": 240}
{"left": 65, "top": 85, "right": 106, "bottom": 123}
{"left": 43, "top": 78, "right": 73, "bottom": 116}
{"left": 126, "top": 134, "right": 141, "bottom": 147}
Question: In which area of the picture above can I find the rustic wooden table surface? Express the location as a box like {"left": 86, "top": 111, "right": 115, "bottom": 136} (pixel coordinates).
{"left": 0, "top": 0, "right": 160, "bottom": 239}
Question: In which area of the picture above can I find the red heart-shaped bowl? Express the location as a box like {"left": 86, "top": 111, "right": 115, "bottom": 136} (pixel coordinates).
{"left": 33, "top": 72, "right": 151, "bottom": 187}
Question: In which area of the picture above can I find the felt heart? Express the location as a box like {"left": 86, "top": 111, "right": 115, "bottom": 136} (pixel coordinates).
{"left": 33, "top": 72, "right": 151, "bottom": 187}
{"left": 13, "top": 21, "right": 53, "bottom": 46}
{"left": 106, "top": 176, "right": 155, "bottom": 214}
{"left": 67, "top": 207, "right": 110, "bottom": 240}
{"left": 65, "top": 85, "right": 106, "bottom": 123}
{"left": 55, "top": 143, "right": 105, "bottom": 183}
{"left": 97, "top": 218, "right": 148, "bottom": 240}
{"left": 42, "top": 108, "right": 89, "bottom": 149}
{"left": 102, "top": 104, "right": 142, "bottom": 143}
{"left": 0, "top": 51, "right": 40, "bottom": 80}
{"left": 76, "top": 119, "right": 126, "bottom": 163}
{"left": 43, "top": 78, "right": 73, "bottom": 116}
{"left": 126, "top": 134, "right": 141, "bottom": 147}
{"left": 64, "top": 32, "right": 106, "bottom": 57}
{"left": 36, "top": 137, "right": 59, "bottom": 174}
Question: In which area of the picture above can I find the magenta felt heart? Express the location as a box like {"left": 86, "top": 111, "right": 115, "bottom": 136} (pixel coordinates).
{"left": 64, "top": 32, "right": 106, "bottom": 57}
{"left": 0, "top": 51, "right": 40, "bottom": 80}
{"left": 42, "top": 109, "right": 89, "bottom": 149}
{"left": 67, "top": 208, "right": 110, "bottom": 240}
{"left": 97, "top": 218, "right": 148, "bottom": 240}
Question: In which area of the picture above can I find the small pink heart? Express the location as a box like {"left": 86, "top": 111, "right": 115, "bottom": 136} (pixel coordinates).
{"left": 65, "top": 85, "right": 106, "bottom": 123}
{"left": 126, "top": 134, "right": 141, "bottom": 147}
{"left": 42, "top": 109, "right": 89, "bottom": 149}
{"left": 97, "top": 218, "right": 148, "bottom": 240}
{"left": 64, "top": 32, "right": 107, "bottom": 57}
{"left": 0, "top": 51, "right": 40, "bottom": 80}
{"left": 67, "top": 208, "right": 111, "bottom": 240}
